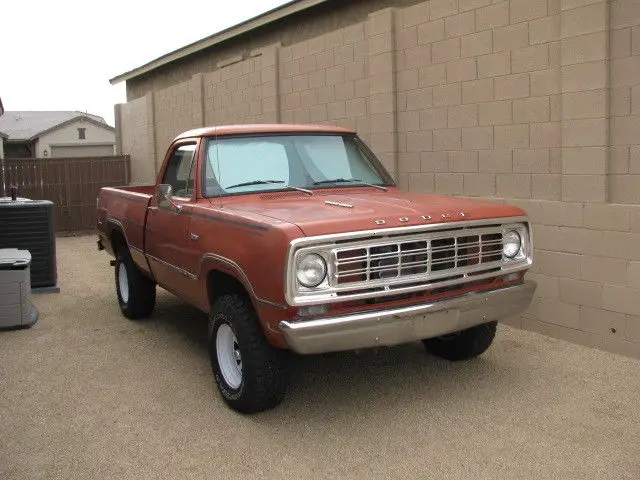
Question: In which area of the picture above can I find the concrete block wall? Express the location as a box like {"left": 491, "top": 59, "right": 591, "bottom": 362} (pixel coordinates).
{"left": 115, "top": 94, "right": 156, "bottom": 184}
{"left": 609, "top": 0, "right": 640, "bottom": 203}
{"left": 394, "top": 0, "right": 563, "bottom": 199}
{"left": 115, "top": 0, "right": 640, "bottom": 358}
{"left": 516, "top": 0, "right": 640, "bottom": 358}
{"left": 203, "top": 46, "right": 280, "bottom": 125}
{"left": 507, "top": 199, "right": 640, "bottom": 359}
{"left": 153, "top": 76, "right": 203, "bottom": 172}
{"left": 278, "top": 23, "right": 373, "bottom": 149}
{"left": 388, "top": 0, "right": 640, "bottom": 358}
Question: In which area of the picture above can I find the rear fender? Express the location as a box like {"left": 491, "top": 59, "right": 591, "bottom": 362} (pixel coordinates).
{"left": 106, "top": 219, "right": 153, "bottom": 276}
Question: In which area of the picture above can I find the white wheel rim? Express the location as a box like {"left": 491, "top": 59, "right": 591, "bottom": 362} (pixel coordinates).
{"left": 118, "top": 263, "right": 129, "bottom": 303}
{"left": 216, "top": 324, "right": 242, "bottom": 389}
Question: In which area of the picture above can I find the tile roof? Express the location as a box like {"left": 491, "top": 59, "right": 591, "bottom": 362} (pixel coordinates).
{"left": 0, "top": 111, "right": 110, "bottom": 141}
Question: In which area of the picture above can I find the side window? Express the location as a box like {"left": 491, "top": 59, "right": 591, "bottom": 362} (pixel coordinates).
{"left": 162, "top": 144, "right": 196, "bottom": 198}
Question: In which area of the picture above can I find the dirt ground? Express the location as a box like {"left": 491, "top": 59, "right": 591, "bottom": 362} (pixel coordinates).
{"left": 1, "top": 235, "right": 639, "bottom": 479}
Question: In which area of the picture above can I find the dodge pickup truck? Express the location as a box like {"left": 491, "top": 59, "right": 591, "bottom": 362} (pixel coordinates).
{"left": 97, "top": 124, "right": 536, "bottom": 413}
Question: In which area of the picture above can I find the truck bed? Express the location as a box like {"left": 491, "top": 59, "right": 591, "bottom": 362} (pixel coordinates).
{"left": 97, "top": 186, "right": 154, "bottom": 255}
{"left": 112, "top": 185, "right": 155, "bottom": 195}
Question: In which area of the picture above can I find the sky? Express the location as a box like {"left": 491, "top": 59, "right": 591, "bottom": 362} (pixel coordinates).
{"left": 0, "top": 0, "right": 291, "bottom": 126}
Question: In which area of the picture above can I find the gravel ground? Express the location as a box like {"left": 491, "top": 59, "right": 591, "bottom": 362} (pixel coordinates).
{"left": 1, "top": 235, "right": 639, "bottom": 479}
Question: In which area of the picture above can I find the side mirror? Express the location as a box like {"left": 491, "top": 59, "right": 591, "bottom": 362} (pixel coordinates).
{"left": 157, "top": 184, "right": 182, "bottom": 213}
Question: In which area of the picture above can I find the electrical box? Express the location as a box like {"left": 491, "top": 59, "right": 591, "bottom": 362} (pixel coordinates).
{"left": 0, "top": 249, "right": 39, "bottom": 328}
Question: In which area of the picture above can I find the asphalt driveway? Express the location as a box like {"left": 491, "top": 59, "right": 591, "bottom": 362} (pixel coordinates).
{"left": 1, "top": 235, "right": 639, "bottom": 479}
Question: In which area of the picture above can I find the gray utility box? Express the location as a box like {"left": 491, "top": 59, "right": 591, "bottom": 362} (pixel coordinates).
{"left": 0, "top": 249, "right": 39, "bottom": 328}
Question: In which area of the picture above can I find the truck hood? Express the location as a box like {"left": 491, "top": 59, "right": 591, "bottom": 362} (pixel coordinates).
{"left": 219, "top": 188, "right": 527, "bottom": 237}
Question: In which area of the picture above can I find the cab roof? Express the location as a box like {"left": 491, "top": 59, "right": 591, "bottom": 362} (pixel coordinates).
{"left": 175, "top": 124, "right": 356, "bottom": 141}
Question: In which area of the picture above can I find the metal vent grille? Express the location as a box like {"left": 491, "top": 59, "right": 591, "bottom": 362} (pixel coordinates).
{"left": 259, "top": 191, "right": 306, "bottom": 200}
{"left": 0, "top": 201, "right": 57, "bottom": 288}
{"left": 259, "top": 187, "right": 380, "bottom": 200}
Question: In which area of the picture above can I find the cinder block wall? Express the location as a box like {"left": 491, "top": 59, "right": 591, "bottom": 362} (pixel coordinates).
{"left": 279, "top": 25, "right": 372, "bottom": 142}
{"left": 115, "top": 96, "right": 155, "bottom": 184}
{"left": 203, "top": 49, "right": 280, "bottom": 125}
{"left": 116, "top": 0, "right": 640, "bottom": 358}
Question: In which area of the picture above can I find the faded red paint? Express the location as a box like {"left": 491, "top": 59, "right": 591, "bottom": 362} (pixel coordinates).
{"left": 176, "top": 123, "right": 355, "bottom": 140}
{"left": 97, "top": 124, "right": 528, "bottom": 349}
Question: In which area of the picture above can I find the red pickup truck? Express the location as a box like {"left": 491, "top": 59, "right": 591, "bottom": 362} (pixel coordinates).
{"left": 97, "top": 124, "right": 536, "bottom": 413}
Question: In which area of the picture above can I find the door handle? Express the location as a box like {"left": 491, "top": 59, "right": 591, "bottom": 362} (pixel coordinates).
{"left": 188, "top": 233, "right": 199, "bottom": 241}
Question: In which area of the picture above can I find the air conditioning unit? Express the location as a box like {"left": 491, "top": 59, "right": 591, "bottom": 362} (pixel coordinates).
{"left": 0, "top": 249, "right": 39, "bottom": 328}
{"left": 0, "top": 198, "right": 59, "bottom": 292}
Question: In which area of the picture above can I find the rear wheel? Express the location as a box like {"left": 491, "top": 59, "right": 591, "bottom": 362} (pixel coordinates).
{"left": 209, "top": 294, "right": 287, "bottom": 413}
{"left": 422, "top": 321, "right": 497, "bottom": 361}
{"left": 115, "top": 250, "right": 156, "bottom": 319}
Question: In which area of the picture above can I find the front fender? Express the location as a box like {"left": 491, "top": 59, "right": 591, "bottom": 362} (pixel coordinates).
{"left": 198, "top": 254, "right": 295, "bottom": 348}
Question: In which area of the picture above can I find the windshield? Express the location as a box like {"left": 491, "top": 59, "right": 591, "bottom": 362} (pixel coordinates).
{"left": 203, "top": 134, "right": 393, "bottom": 196}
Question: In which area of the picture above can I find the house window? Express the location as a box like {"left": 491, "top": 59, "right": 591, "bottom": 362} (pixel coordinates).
{"left": 78, "top": 128, "right": 86, "bottom": 140}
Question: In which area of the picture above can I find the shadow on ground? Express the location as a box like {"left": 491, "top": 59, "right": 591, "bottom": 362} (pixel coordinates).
{"left": 149, "top": 292, "right": 530, "bottom": 424}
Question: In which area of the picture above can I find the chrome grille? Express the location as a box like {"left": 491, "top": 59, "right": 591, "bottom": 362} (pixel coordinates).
{"left": 332, "top": 228, "right": 504, "bottom": 287}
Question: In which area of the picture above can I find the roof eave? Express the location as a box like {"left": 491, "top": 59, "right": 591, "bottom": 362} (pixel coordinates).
{"left": 29, "top": 115, "right": 115, "bottom": 141}
{"left": 109, "top": 0, "right": 331, "bottom": 85}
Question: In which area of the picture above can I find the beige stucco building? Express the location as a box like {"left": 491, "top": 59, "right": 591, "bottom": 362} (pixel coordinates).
{"left": 34, "top": 117, "right": 116, "bottom": 157}
{"left": 0, "top": 111, "right": 115, "bottom": 158}
{"left": 111, "top": 0, "right": 640, "bottom": 358}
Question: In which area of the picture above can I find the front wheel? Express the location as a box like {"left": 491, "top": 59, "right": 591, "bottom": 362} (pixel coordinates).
{"left": 115, "top": 250, "right": 156, "bottom": 320}
{"left": 209, "top": 294, "right": 287, "bottom": 413}
{"left": 422, "top": 321, "right": 497, "bottom": 361}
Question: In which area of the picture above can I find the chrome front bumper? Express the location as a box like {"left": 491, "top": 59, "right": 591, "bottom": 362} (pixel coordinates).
{"left": 279, "top": 281, "right": 537, "bottom": 354}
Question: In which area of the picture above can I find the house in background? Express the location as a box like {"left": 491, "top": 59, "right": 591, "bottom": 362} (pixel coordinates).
{"left": 0, "top": 111, "right": 115, "bottom": 158}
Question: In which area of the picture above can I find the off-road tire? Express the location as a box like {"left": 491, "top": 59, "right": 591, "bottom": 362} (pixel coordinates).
{"left": 422, "top": 321, "right": 497, "bottom": 361}
{"left": 115, "top": 249, "right": 156, "bottom": 320}
{"left": 209, "top": 294, "right": 287, "bottom": 413}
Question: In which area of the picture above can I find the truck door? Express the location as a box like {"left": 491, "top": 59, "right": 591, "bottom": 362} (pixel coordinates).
{"left": 145, "top": 142, "right": 199, "bottom": 300}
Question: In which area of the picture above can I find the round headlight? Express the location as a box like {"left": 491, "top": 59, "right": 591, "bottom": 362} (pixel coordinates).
{"left": 503, "top": 230, "right": 522, "bottom": 258}
{"left": 296, "top": 254, "right": 327, "bottom": 288}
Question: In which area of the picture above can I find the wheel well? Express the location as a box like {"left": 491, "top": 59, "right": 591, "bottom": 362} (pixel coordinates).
{"left": 110, "top": 229, "right": 127, "bottom": 255}
{"left": 207, "top": 270, "right": 251, "bottom": 307}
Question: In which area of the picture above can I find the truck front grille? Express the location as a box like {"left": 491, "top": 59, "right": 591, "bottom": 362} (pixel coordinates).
{"left": 287, "top": 218, "right": 532, "bottom": 306}
{"left": 332, "top": 228, "right": 504, "bottom": 287}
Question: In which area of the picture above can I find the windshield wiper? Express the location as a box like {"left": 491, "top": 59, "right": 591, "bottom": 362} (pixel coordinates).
{"left": 226, "top": 180, "right": 283, "bottom": 189}
{"left": 313, "top": 178, "right": 388, "bottom": 192}
{"left": 226, "top": 180, "right": 312, "bottom": 195}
